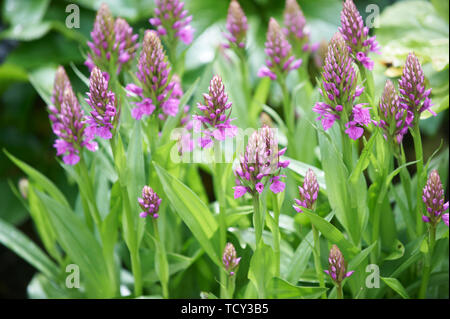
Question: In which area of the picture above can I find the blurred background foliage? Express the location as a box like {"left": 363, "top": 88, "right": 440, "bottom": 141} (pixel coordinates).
{"left": 0, "top": 0, "right": 448, "bottom": 298}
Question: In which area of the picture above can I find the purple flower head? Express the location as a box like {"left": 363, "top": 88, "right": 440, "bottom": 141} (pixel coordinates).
{"left": 422, "top": 170, "right": 449, "bottom": 226}
{"left": 442, "top": 213, "right": 449, "bottom": 227}
{"left": 257, "top": 18, "right": 302, "bottom": 81}
{"left": 293, "top": 168, "right": 319, "bottom": 213}
{"left": 126, "top": 30, "right": 180, "bottom": 122}
{"left": 49, "top": 66, "right": 72, "bottom": 126}
{"left": 233, "top": 125, "right": 289, "bottom": 199}
{"left": 378, "top": 80, "right": 412, "bottom": 145}
{"left": 313, "top": 33, "right": 371, "bottom": 139}
{"left": 398, "top": 53, "right": 434, "bottom": 121}
{"left": 222, "top": 242, "right": 241, "bottom": 276}
{"left": 223, "top": 0, "right": 248, "bottom": 50}
{"left": 193, "top": 75, "right": 237, "bottom": 148}
{"left": 138, "top": 186, "right": 162, "bottom": 219}
{"left": 113, "top": 18, "right": 139, "bottom": 73}
{"left": 338, "top": 0, "right": 380, "bottom": 70}
{"left": 85, "top": 67, "right": 118, "bottom": 140}
{"left": 283, "top": 0, "right": 314, "bottom": 53}
{"left": 51, "top": 85, "right": 97, "bottom": 165}
{"left": 85, "top": 3, "right": 138, "bottom": 74}
{"left": 324, "top": 244, "right": 354, "bottom": 285}
{"left": 149, "top": 0, "right": 194, "bottom": 45}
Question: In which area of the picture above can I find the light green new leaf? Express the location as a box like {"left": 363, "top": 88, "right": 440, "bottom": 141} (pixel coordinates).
{"left": 154, "top": 162, "right": 220, "bottom": 266}
{"left": 0, "top": 218, "right": 59, "bottom": 280}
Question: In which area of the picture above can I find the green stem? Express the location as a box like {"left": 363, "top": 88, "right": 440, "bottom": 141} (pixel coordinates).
{"left": 238, "top": 54, "right": 251, "bottom": 109}
{"left": 411, "top": 122, "right": 424, "bottom": 235}
{"left": 153, "top": 219, "right": 169, "bottom": 298}
{"left": 130, "top": 247, "right": 143, "bottom": 297}
{"left": 226, "top": 274, "right": 236, "bottom": 299}
{"left": 279, "top": 79, "right": 294, "bottom": 136}
{"left": 397, "top": 146, "right": 416, "bottom": 240}
{"left": 253, "top": 193, "right": 263, "bottom": 245}
{"left": 110, "top": 136, "right": 143, "bottom": 297}
{"left": 337, "top": 284, "right": 343, "bottom": 299}
{"left": 340, "top": 122, "right": 353, "bottom": 171}
{"left": 213, "top": 159, "right": 227, "bottom": 298}
{"left": 279, "top": 78, "right": 296, "bottom": 157}
{"left": 252, "top": 193, "right": 265, "bottom": 299}
{"left": 418, "top": 224, "right": 436, "bottom": 298}
{"left": 357, "top": 63, "right": 375, "bottom": 107}
{"left": 312, "top": 225, "right": 326, "bottom": 299}
{"left": 272, "top": 193, "right": 281, "bottom": 278}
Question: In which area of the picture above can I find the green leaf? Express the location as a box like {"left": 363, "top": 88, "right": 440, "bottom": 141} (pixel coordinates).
{"left": 0, "top": 218, "right": 59, "bottom": 280}
{"left": 248, "top": 242, "right": 275, "bottom": 298}
{"left": 36, "top": 191, "right": 114, "bottom": 298}
{"left": 285, "top": 213, "right": 334, "bottom": 283}
{"left": 303, "top": 210, "right": 359, "bottom": 257}
{"left": 154, "top": 162, "right": 220, "bottom": 266}
{"left": 267, "top": 277, "right": 328, "bottom": 299}
{"left": 4, "top": 149, "right": 69, "bottom": 207}
{"left": 282, "top": 156, "right": 326, "bottom": 191}
{"left": 381, "top": 277, "right": 410, "bottom": 299}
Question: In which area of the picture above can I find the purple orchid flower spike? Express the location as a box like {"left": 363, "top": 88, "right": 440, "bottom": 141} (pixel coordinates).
{"left": 378, "top": 80, "right": 413, "bottom": 146}
{"left": 293, "top": 168, "right": 319, "bottom": 213}
{"left": 138, "top": 186, "right": 162, "bottom": 219}
{"left": 422, "top": 170, "right": 449, "bottom": 227}
{"left": 85, "top": 67, "right": 118, "bottom": 140}
{"left": 149, "top": 0, "right": 194, "bottom": 45}
{"left": 283, "top": 0, "right": 317, "bottom": 54}
{"left": 193, "top": 75, "right": 237, "bottom": 148}
{"left": 257, "top": 18, "right": 302, "bottom": 81}
{"left": 324, "top": 245, "right": 354, "bottom": 285}
{"left": 85, "top": 3, "right": 138, "bottom": 74}
{"left": 398, "top": 52, "right": 434, "bottom": 123}
{"left": 126, "top": 30, "right": 180, "bottom": 123}
{"left": 222, "top": 242, "right": 241, "bottom": 276}
{"left": 223, "top": 0, "right": 248, "bottom": 51}
{"left": 313, "top": 32, "right": 372, "bottom": 140}
{"left": 49, "top": 68, "right": 97, "bottom": 165}
{"left": 339, "top": 0, "right": 380, "bottom": 70}
{"left": 233, "top": 125, "right": 289, "bottom": 199}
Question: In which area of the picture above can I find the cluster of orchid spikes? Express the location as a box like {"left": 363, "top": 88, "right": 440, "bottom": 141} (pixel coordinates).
{"left": 42, "top": 0, "right": 448, "bottom": 299}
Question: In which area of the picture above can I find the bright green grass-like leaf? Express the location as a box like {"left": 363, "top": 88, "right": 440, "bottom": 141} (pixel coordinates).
{"left": 4, "top": 149, "right": 69, "bottom": 207}
{"left": 36, "top": 192, "right": 114, "bottom": 298}
{"left": 303, "top": 210, "right": 359, "bottom": 258}
{"left": 154, "top": 162, "right": 220, "bottom": 266}
{"left": 0, "top": 218, "right": 59, "bottom": 280}
{"left": 267, "top": 277, "right": 328, "bottom": 299}
{"left": 381, "top": 277, "right": 410, "bottom": 299}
